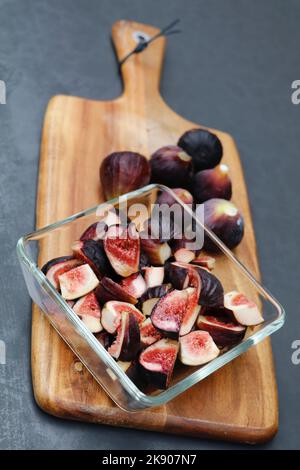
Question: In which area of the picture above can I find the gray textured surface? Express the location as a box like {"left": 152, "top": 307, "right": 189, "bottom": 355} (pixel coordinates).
{"left": 0, "top": 0, "right": 299, "bottom": 450}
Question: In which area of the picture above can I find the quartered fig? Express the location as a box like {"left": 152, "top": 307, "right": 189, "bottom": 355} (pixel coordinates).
{"left": 178, "top": 128, "right": 223, "bottom": 172}
{"left": 58, "top": 264, "right": 99, "bottom": 300}
{"left": 41, "top": 256, "right": 83, "bottom": 290}
{"left": 143, "top": 266, "right": 164, "bottom": 288}
{"left": 140, "top": 238, "right": 171, "bottom": 265}
{"left": 193, "top": 266, "right": 224, "bottom": 307}
{"left": 192, "top": 255, "right": 216, "bottom": 270}
{"left": 140, "top": 283, "right": 172, "bottom": 302}
{"left": 224, "top": 291, "right": 264, "bottom": 326}
{"left": 73, "top": 291, "right": 102, "bottom": 333}
{"left": 104, "top": 224, "right": 140, "bottom": 277}
{"left": 150, "top": 145, "right": 192, "bottom": 188}
{"left": 72, "top": 239, "right": 115, "bottom": 279}
{"left": 165, "top": 262, "right": 190, "bottom": 290}
{"left": 192, "top": 164, "right": 232, "bottom": 203}
{"left": 174, "top": 248, "right": 195, "bottom": 264}
{"left": 108, "top": 312, "right": 141, "bottom": 361}
{"left": 101, "top": 301, "right": 145, "bottom": 334}
{"left": 139, "top": 338, "right": 179, "bottom": 389}
{"left": 95, "top": 331, "right": 113, "bottom": 349}
{"left": 179, "top": 330, "right": 220, "bottom": 366}
{"left": 100, "top": 151, "right": 151, "bottom": 200}
{"left": 203, "top": 198, "right": 244, "bottom": 251}
{"left": 95, "top": 277, "right": 138, "bottom": 305}
{"left": 120, "top": 272, "right": 147, "bottom": 299}
{"left": 140, "top": 318, "right": 163, "bottom": 347}
{"left": 80, "top": 211, "right": 121, "bottom": 241}
{"left": 139, "top": 250, "right": 150, "bottom": 269}
{"left": 151, "top": 289, "right": 188, "bottom": 338}
{"left": 196, "top": 314, "right": 246, "bottom": 347}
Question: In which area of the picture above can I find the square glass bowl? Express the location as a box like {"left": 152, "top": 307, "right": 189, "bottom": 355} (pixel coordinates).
{"left": 17, "top": 184, "right": 285, "bottom": 411}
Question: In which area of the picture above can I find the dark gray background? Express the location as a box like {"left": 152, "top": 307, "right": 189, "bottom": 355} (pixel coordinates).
{"left": 0, "top": 0, "right": 299, "bottom": 450}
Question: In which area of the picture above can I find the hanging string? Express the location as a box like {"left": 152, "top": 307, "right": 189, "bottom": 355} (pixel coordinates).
{"left": 118, "top": 19, "right": 181, "bottom": 70}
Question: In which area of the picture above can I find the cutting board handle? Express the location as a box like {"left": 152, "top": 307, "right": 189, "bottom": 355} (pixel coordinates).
{"left": 112, "top": 20, "right": 166, "bottom": 100}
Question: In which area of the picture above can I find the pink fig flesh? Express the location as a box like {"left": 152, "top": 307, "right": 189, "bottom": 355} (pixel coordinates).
{"left": 42, "top": 256, "right": 83, "bottom": 290}
{"left": 224, "top": 291, "right": 264, "bottom": 326}
{"left": 179, "top": 330, "right": 220, "bottom": 366}
{"left": 197, "top": 314, "right": 246, "bottom": 347}
{"left": 108, "top": 312, "right": 141, "bottom": 361}
{"left": 58, "top": 264, "right": 99, "bottom": 300}
{"left": 73, "top": 291, "right": 102, "bottom": 333}
{"left": 151, "top": 289, "right": 189, "bottom": 338}
{"left": 140, "top": 318, "right": 163, "bottom": 347}
{"left": 104, "top": 224, "right": 140, "bottom": 277}
{"left": 95, "top": 277, "right": 138, "bottom": 305}
{"left": 139, "top": 338, "right": 179, "bottom": 389}
{"left": 143, "top": 266, "right": 165, "bottom": 288}
{"left": 120, "top": 273, "right": 147, "bottom": 299}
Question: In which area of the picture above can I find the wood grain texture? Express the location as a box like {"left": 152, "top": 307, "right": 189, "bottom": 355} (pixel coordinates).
{"left": 32, "top": 20, "right": 278, "bottom": 444}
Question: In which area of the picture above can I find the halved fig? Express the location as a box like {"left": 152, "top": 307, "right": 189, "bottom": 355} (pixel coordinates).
{"left": 58, "top": 264, "right": 99, "bottom": 300}
{"left": 196, "top": 314, "right": 246, "bottom": 347}
{"left": 143, "top": 266, "right": 164, "bottom": 288}
{"left": 120, "top": 273, "right": 147, "bottom": 299}
{"left": 174, "top": 248, "right": 195, "bottom": 264}
{"left": 101, "top": 301, "right": 145, "bottom": 334}
{"left": 104, "top": 224, "right": 140, "bottom": 277}
{"left": 108, "top": 312, "right": 141, "bottom": 361}
{"left": 141, "top": 298, "right": 160, "bottom": 316}
{"left": 192, "top": 255, "right": 216, "bottom": 270}
{"left": 140, "top": 318, "right": 163, "bottom": 347}
{"left": 73, "top": 291, "right": 102, "bottom": 333}
{"left": 224, "top": 291, "right": 264, "bottom": 326}
{"left": 139, "top": 338, "right": 179, "bottom": 389}
{"left": 41, "top": 256, "right": 83, "bottom": 289}
{"left": 165, "top": 262, "right": 190, "bottom": 290}
{"left": 151, "top": 289, "right": 188, "bottom": 338}
{"left": 95, "top": 277, "right": 138, "bottom": 305}
{"left": 193, "top": 266, "right": 224, "bottom": 307}
{"left": 140, "top": 238, "right": 171, "bottom": 265}
{"left": 72, "top": 239, "right": 114, "bottom": 279}
{"left": 179, "top": 330, "right": 220, "bottom": 366}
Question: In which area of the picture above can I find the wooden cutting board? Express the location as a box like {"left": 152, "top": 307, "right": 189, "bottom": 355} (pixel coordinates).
{"left": 32, "top": 20, "right": 278, "bottom": 444}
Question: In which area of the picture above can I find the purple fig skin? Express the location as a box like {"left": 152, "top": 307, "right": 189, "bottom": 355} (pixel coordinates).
{"left": 197, "top": 314, "right": 246, "bottom": 347}
{"left": 100, "top": 151, "right": 151, "bottom": 200}
{"left": 178, "top": 128, "right": 223, "bottom": 172}
{"left": 139, "top": 283, "right": 172, "bottom": 304}
{"left": 72, "top": 239, "right": 115, "bottom": 279}
{"left": 95, "top": 331, "right": 113, "bottom": 349}
{"left": 203, "top": 199, "right": 244, "bottom": 251}
{"left": 192, "top": 164, "right": 232, "bottom": 203}
{"left": 119, "top": 313, "right": 141, "bottom": 361}
{"left": 193, "top": 266, "right": 224, "bottom": 307}
{"left": 150, "top": 145, "right": 192, "bottom": 188}
{"left": 165, "top": 262, "right": 189, "bottom": 290}
{"left": 41, "top": 256, "right": 74, "bottom": 275}
{"left": 95, "top": 277, "right": 138, "bottom": 305}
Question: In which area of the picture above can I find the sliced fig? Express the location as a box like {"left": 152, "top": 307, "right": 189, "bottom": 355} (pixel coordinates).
{"left": 73, "top": 291, "right": 102, "bottom": 333}
{"left": 139, "top": 250, "right": 150, "bottom": 269}
{"left": 139, "top": 338, "right": 179, "bottom": 389}
{"left": 197, "top": 314, "right": 246, "bottom": 347}
{"left": 165, "top": 262, "right": 190, "bottom": 290}
{"left": 101, "top": 301, "right": 145, "bottom": 334}
{"left": 140, "top": 238, "right": 171, "bottom": 265}
{"left": 192, "top": 266, "right": 224, "bottom": 307}
{"left": 192, "top": 255, "right": 216, "bottom": 270}
{"left": 58, "top": 264, "right": 99, "bottom": 300}
{"left": 151, "top": 289, "right": 188, "bottom": 338}
{"left": 224, "top": 291, "right": 264, "bottom": 326}
{"left": 143, "top": 266, "right": 164, "bottom": 288}
{"left": 179, "top": 330, "right": 220, "bottom": 366}
{"left": 140, "top": 318, "right": 163, "bottom": 347}
{"left": 108, "top": 312, "right": 141, "bottom": 361}
{"left": 104, "top": 224, "right": 140, "bottom": 277}
{"left": 72, "top": 239, "right": 114, "bottom": 278}
{"left": 120, "top": 273, "right": 147, "bottom": 299}
{"left": 174, "top": 248, "right": 195, "bottom": 264}
{"left": 179, "top": 287, "right": 201, "bottom": 336}
{"left": 141, "top": 297, "right": 160, "bottom": 317}
{"left": 41, "top": 256, "right": 83, "bottom": 289}
{"left": 95, "top": 277, "right": 138, "bottom": 305}
{"left": 140, "top": 283, "right": 172, "bottom": 302}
